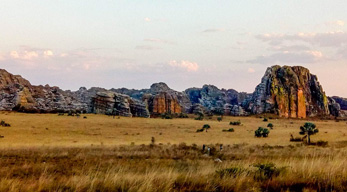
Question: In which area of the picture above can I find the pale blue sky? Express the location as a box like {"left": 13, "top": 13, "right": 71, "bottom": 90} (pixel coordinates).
{"left": 1, "top": 1, "right": 347, "bottom": 96}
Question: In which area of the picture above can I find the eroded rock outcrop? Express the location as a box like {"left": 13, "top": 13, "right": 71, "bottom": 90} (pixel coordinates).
{"left": 185, "top": 85, "right": 249, "bottom": 116}
{"left": 91, "top": 91, "right": 150, "bottom": 117}
{"left": 0, "top": 69, "right": 87, "bottom": 112}
{"left": 243, "top": 65, "right": 330, "bottom": 118}
{"left": 332, "top": 96, "right": 347, "bottom": 111}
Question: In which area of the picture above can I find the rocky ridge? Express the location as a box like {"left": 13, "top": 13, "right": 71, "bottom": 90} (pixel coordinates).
{"left": 0, "top": 66, "right": 345, "bottom": 118}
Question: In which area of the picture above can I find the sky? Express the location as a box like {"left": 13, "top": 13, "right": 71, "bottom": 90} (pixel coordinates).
{"left": 1, "top": 0, "right": 347, "bottom": 97}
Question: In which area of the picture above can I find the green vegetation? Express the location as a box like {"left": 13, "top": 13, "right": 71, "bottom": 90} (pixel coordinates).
{"left": 255, "top": 127, "right": 270, "bottom": 137}
{"left": 222, "top": 128, "right": 234, "bottom": 132}
{"left": 230, "top": 121, "right": 241, "bottom": 125}
{"left": 0, "top": 120, "right": 10, "bottom": 127}
{"left": 267, "top": 123, "right": 274, "bottom": 129}
{"left": 299, "top": 122, "right": 318, "bottom": 144}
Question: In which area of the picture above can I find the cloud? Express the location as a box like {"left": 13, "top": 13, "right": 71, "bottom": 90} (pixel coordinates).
{"left": 135, "top": 45, "right": 161, "bottom": 50}
{"left": 144, "top": 38, "right": 174, "bottom": 44}
{"left": 326, "top": 20, "right": 345, "bottom": 26}
{"left": 169, "top": 60, "right": 199, "bottom": 72}
{"left": 202, "top": 28, "right": 225, "bottom": 33}
{"left": 248, "top": 50, "right": 324, "bottom": 64}
{"left": 256, "top": 31, "right": 347, "bottom": 47}
{"left": 144, "top": 17, "right": 151, "bottom": 22}
{"left": 44, "top": 50, "right": 54, "bottom": 57}
{"left": 247, "top": 68, "right": 255, "bottom": 73}
{"left": 267, "top": 45, "right": 310, "bottom": 52}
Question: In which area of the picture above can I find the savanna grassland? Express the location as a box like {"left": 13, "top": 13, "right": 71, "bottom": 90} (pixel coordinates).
{"left": 0, "top": 112, "right": 347, "bottom": 191}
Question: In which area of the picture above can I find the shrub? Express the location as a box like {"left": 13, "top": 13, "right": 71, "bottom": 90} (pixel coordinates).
{"left": 202, "top": 124, "right": 211, "bottom": 129}
{"left": 267, "top": 123, "right": 274, "bottom": 129}
{"left": 196, "top": 128, "right": 205, "bottom": 132}
{"left": 194, "top": 112, "right": 204, "bottom": 120}
{"left": 230, "top": 121, "right": 241, "bottom": 126}
{"left": 0, "top": 120, "right": 11, "bottom": 127}
{"left": 177, "top": 113, "right": 188, "bottom": 118}
{"left": 217, "top": 116, "right": 223, "bottom": 122}
{"left": 161, "top": 113, "right": 173, "bottom": 119}
{"left": 253, "top": 163, "right": 286, "bottom": 180}
{"left": 222, "top": 128, "right": 234, "bottom": 132}
{"left": 151, "top": 137, "right": 155, "bottom": 144}
{"left": 255, "top": 127, "right": 270, "bottom": 137}
{"left": 83, "top": 116, "right": 87, "bottom": 119}
{"left": 263, "top": 118, "right": 268, "bottom": 122}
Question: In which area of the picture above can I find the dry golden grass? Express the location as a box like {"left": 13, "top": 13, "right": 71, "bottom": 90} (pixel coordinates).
{"left": 0, "top": 112, "right": 346, "bottom": 147}
{"left": 0, "top": 112, "right": 347, "bottom": 191}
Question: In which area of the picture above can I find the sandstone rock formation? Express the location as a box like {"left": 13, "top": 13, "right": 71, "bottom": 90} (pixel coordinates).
{"left": 0, "top": 69, "right": 87, "bottom": 112}
{"left": 91, "top": 91, "right": 150, "bottom": 117}
{"left": 113, "top": 82, "right": 190, "bottom": 114}
{"left": 1, "top": 67, "right": 345, "bottom": 118}
{"left": 243, "top": 65, "right": 330, "bottom": 118}
{"left": 332, "top": 96, "right": 347, "bottom": 110}
{"left": 185, "top": 85, "right": 249, "bottom": 116}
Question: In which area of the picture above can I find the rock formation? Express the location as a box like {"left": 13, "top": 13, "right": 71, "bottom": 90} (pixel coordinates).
{"left": 243, "top": 65, "right": 330, "bottom": 118}
{"left": 113, "top": 82, "right": 190, "bottom": 115}
{"left": 331, "top": 96, "right": 347, "bottom": 111}
{"left": 0, "top": 69, "right": 87, "bottom": 112}
{"left": 185, "top": 85, "right": 249, "bottom": 116}
{"left": 0, "top": 67, "right": 345, "bottom": 118}
{"left": 91, "top": 91, "right": 150, "bottom": 117}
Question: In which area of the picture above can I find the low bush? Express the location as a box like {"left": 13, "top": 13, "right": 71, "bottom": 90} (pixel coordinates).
{"left": 255, "top": 127, "right": 270, "bottom": 137}
{"left": 230, "top": 121, "right": 241, "bottom": 126}
{"left": 222, "top": 128, "right": 234, "bottom": 132}
{"left": 203, "top": 124, "right": 211, "bottom": 129}
{"left": 253, "top": 162, "right": 287, "bottom": 180}
{"left": 0, "top": 120, "right": 11, "bottom": 127}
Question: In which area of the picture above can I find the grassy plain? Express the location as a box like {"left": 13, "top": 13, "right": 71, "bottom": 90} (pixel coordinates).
{"left": 0, "top": 112, "right": 347, "bottom": 191}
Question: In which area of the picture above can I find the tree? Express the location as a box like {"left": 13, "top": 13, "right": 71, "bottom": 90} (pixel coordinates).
{"left": 299, "top": 122, "right": 318, "bottom": 144}
{"left": 217, "top": 116, "right": 223, "bottom": 122}
{"left": 267, "top": 123, "right": 274, "bottom": 129}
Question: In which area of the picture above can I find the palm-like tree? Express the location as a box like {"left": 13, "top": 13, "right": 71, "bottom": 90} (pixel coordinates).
{"left": 299, "top": 122, "right": 318, "bottom": 144}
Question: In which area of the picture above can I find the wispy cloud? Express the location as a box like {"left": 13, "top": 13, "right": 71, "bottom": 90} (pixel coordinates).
{"left": 135, "top": 45, "right": 161, "bottom": 50}
{"left": 325, "top": 20, "right": 345, "bottom": 27}
{"left": 144, "top": 38, "right": 174, "bottom": 44}
{"left": 256, "top": 31, "right": 347, "bottom": 47}
{"left": 202, "top": 28, "right": 225, "bottom": 33}
{"left": 169, "top": 60, "right": 199, "bottom": 72}
{"left": 248, "top": 50, "right": 325, "bottom": 64}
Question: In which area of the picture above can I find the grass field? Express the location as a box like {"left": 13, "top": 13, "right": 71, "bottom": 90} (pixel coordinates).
{"left": 0, "top": 112, "right": 347, "bottom": 191}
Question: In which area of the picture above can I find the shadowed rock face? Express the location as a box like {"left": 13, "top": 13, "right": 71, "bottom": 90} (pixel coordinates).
{"left": 185, "top": 85, "right": 250, "bottom": 116}
{"left": 91, "top": 92, "right": 150, "bottom": 117}
{"left": 243, "top": 65, "right": 330, "bottom": 118}
{"left": 332, "top": 96, "right": 347, "bottom": 110}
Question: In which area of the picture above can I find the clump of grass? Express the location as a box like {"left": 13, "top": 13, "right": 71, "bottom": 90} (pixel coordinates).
{"left": 216, "top": 167, "right": 245, "bottom": 178}
{"left": 222, "top": 128, "right": 234, "bottom": 132}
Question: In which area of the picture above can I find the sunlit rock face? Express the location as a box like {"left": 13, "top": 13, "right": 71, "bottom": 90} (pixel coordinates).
{"left": 243, "top": 65, "right": 330, "bottom": 118}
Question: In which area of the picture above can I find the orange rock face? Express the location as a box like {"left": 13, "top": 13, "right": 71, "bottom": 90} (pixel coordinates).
{"left": 151, "top": 92, "right": 181, "bottom": 114}
{"left": 297, "top": 89, "right": 306, "bottom": 118}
